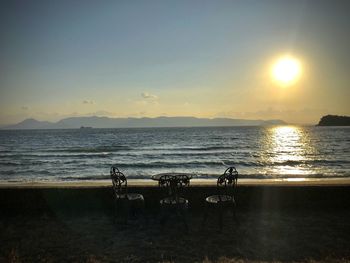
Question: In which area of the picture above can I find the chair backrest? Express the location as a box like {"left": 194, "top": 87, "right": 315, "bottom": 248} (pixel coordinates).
{"left": 217, "top": 167, "right": 238, "bottom": 196}
{"left": 110, "top": 165, "right": 127, "bottom": 197}
{"left": 175, "top": 174, "right": 191, "bottom": 189}
{"left": 158, "top": 174, "right": 173, "bottom": 190}
{"left": 158, "top": 174, "right": 190, "bottom": 200}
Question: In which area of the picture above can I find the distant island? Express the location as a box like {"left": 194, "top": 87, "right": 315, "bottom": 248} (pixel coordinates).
{"left": 317, "top": 115, "right": 350, "bottom": 126}
{"left": 1, "top": 116, "right": 286, "bottom": 130}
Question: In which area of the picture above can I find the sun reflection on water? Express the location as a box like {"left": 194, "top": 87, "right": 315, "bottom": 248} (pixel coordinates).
{"left": 264, "top": 126, "right": 314, "bottom": 177}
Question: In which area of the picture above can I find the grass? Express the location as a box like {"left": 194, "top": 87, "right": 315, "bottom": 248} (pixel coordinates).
{"left": 1, "top": 209, "right": 350, "bottom": 262}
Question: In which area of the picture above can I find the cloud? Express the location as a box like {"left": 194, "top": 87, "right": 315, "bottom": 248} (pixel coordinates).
{"left": 82, "top": 100, "right": 96, "bottom": 105}
{"left": 85, "top": 110, "right": 117, "bottom": 117}
{"left": 21, "top": 106, "right": 29, "bottom": 110}
{"left": 141, "top": 92, "right": 158, "bottom": 100}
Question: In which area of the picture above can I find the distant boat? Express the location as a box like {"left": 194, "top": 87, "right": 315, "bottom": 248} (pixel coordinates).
{"left": 80, "top": 126, "right": 93, "bottom": 129}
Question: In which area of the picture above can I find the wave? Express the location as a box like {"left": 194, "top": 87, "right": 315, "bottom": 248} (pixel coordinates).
{"left": 0, "top": 145, "right": 234, "bottom": 152}
{"left": 56, "top": 172, "right": 350, "bottom": 182}
{"left": 41, "top": 175, "right": 146, "bottom": 181}
{"left": 268, "top": 159, "right": 350, "bottom": 166}
{"left": 110, "top": 160, "right": 225, "bottom": 169}
{"left": 50, "top": 146, "right": 131, "bottom": 153}
{"left": 113, "top": 153, "right": 233, "bottom": 161}
{"left": 0, "top": 152, "right": 113, "bottom": 159}
{"left": 102, "top": 159, "right": 350, "bottom": 169}
{"left": 1, "top": 157, "right": 349, "bottom": 168}
{"left": 230, "top": 173, "right": 349, "bottom": 179}
{"left": 140, "top": 145, "right": 234, "bottom": 151}
{"left": 61, "top": 175, "right": 111, "bottom": 181}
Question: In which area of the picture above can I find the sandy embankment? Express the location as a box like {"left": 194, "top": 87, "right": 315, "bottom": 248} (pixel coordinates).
{"left": 1, "top": 180, "right": 350, "bottom": 214}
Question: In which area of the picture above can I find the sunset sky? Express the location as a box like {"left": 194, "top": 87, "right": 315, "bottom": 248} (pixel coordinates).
{"left": 1, "top": 0, "right": 349, "bottom": 125}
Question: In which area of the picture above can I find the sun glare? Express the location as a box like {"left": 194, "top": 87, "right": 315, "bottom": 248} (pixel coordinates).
{"left": 272, "top": 56, "right": 301, "bottom": 85}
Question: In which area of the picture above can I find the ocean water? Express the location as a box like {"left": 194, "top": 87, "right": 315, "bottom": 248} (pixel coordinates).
{"left": 0, "top": 126, "right": 349, "bottom": 182}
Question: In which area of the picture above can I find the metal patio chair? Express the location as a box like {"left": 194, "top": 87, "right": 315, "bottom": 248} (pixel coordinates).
{"left": 158, "top": 174, "right": 190, "bottom": 231}
{"left": 203, "top": 167, "right": 238, "bottom": 231}
{"left": 110, "top": 165, "right": 144, "bottom": 224}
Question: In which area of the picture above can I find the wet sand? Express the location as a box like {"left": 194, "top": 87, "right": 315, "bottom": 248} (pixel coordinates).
{"left": 1, "top": 181, "right": 350, "bottom": 262}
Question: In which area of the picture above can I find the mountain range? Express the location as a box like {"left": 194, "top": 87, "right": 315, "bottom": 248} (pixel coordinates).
{"left": 1, "top": 116, "right": 286, "bottom": 129}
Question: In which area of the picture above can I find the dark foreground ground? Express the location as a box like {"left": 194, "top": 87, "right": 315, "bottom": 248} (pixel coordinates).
{"left": 1, "top": 185, "right": 350, "bottom": 262}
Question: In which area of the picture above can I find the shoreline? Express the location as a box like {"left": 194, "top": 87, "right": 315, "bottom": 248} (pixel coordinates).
{"left": 1, "top": 177, "right": 350, "bottom": 188}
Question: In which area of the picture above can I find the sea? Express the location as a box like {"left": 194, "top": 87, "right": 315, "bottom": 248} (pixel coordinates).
{"left": 0, "top": 126, "right": 349, "bottom": 183}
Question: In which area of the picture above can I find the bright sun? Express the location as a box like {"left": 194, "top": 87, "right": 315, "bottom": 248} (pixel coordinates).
{"left": 272, "top": 56, "right": 301, "bottom": 85}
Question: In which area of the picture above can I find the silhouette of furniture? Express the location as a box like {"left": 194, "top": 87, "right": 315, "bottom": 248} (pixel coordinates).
{"left": 203, "top": 167, "right": 238, "bottom": 231}
{"left": 110, "top": 165, "right": 144, "bottom": 223}
{"left": 157, "top": 174, "right": 190, "bottom": 231}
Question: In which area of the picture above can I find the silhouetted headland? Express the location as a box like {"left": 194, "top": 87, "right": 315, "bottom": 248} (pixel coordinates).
{"left": 317, "top": 115, "right": 350, "bottom": 126}
{"left": 2, "top": 116, "right": 286, "bottom": 129}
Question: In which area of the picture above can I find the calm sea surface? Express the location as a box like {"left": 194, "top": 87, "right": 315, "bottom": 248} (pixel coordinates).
{"left": 0, "top": 126, "right": 349, "bottom": 182}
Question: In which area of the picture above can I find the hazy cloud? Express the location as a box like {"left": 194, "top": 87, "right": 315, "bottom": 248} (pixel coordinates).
{"left": 141, "top": 92, "right": 158, "bottom": 100}
{"left": 86, "top": 110, "right": 116, "bottom": 117}
{"left": 82, "top": 100, "right": 96, "bottom": 105}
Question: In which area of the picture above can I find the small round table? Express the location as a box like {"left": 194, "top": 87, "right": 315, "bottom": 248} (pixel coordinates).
{"left": 151, "top": 173, "right": 193, "bottom": 181}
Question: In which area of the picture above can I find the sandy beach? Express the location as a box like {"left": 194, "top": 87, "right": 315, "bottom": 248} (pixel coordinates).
{"left": 1, "top": 181, "right": 350, "bottom": 262}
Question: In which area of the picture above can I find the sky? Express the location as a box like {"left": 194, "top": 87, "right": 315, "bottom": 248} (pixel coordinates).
{"left": 1, "top": 0, "right": 349, "bottom": 125}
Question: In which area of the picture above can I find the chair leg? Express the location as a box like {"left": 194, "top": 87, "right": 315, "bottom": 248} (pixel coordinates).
{"left": 123, "top": 201, "right": 129, "bottom": 224}
{"left": 231, "top": 202, "right": 238, "bottom": 224}
{"left": 126, "top": 200, "right": 146, "bottom": 223}
{"left": 113, "top": 201, "right": 118, "bottom": 224}
{"left": 202, "top": 203, "right": 209, "bottom": 227}
{"left": 179, "top": 207, "right": 189, "bottom": 233}
{"left": 218, "top": 206, "right": 223, "bottom": 232}
{"left": 129, "top": 204, "right": 134, "bottom": 218}
{"left": 160, "top": 206, "right": 169, "bottom": 228}
{"left": 141, "top": 201, "right": 148, "bottom": 226}
{"left": 117, "top": 200, "right": 128, "bottom": 225}
{"left": 114, "top": 200, "right": 127, "bottom": 226}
